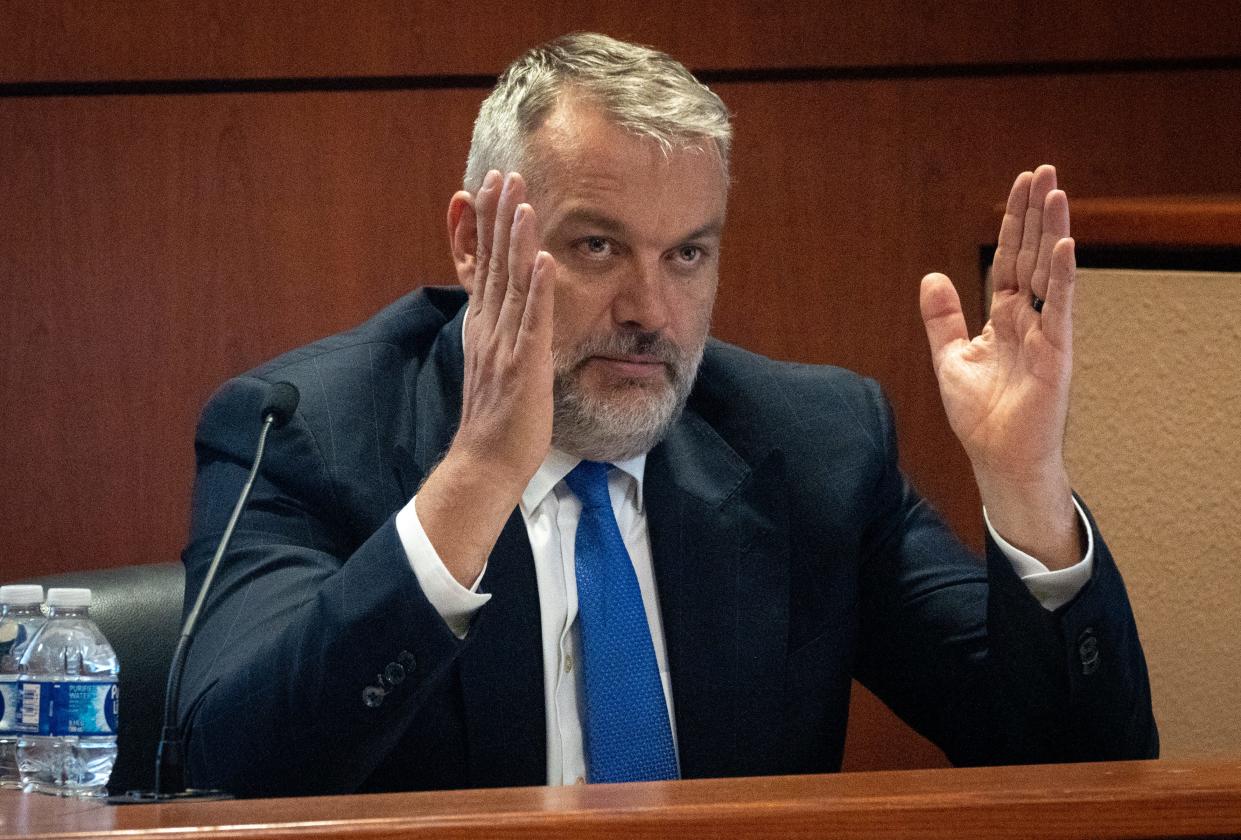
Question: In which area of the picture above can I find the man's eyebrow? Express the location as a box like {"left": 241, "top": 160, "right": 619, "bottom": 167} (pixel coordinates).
{"left": 552, "top": 208, "right": 628, "bottom": 235}
{"left": 683, "top": 220, "right": 725, "bottom": 241}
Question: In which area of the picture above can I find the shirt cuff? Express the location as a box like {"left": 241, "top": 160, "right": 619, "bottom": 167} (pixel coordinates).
{"left": 395, "top": 495, "right": 491, "bottom": 639}
{"left": 984, "top": 496, "right": 1095, "bottom": 612}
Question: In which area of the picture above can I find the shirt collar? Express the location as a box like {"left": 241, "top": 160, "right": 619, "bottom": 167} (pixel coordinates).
{"left": 521, "top": 448, "right": 647, "bottom": 515}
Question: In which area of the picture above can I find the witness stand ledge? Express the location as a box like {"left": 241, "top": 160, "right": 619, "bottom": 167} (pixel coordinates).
{"left": 3, "top": 759, "right": 1241, "bottom": 840}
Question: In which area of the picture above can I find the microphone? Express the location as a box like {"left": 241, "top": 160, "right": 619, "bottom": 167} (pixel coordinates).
{"left": 111, "top": 381, "right": 300, "bottom": 804}
{"left": 262, "top": 381, "right": 299, "bottom": 429}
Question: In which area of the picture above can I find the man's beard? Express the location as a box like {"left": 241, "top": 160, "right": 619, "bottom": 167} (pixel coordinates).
{"left": 551, "top": 329, "right": 705, "bottom": 462}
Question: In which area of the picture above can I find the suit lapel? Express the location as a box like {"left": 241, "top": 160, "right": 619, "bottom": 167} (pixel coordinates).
{"left": 393, "top": 302, "right": 547, "bottom": 787}
{"left": 457, "top": 512, "right": 547, "bottom": 787}
{"left": 393, "top": 304, "right": 466, "bottom": 498}
{"left": 389, "top": 304, "right": 792, "bottom": 784}
{"left": 646, "top": 411, "right": 791, "bottom": 779}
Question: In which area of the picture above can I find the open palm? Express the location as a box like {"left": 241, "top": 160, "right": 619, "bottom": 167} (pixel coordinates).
{"left": 921, "top": 165, "right": 1076, "bottom": 486}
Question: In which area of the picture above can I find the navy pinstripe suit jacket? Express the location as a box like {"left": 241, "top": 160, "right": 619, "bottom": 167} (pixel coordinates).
{"left": 179, "top": 286, "right": 1157, "bottom": 797}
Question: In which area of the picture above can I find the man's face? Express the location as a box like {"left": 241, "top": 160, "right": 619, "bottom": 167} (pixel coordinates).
{"left": 526, "top": 100, "right": 728, "bottom": 461}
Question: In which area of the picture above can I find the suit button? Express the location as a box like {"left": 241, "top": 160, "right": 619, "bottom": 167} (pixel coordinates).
{"left": 384, "top": 661, "right": 406, "bottom": 686}
{"left": 397, "top": 650, "right": 416, "bottom": 671}
{"left": 363, "top": 685, "right": 386, "bottom": 708}
{"left": 1078, "top": 628, "right": 1100, "bottom": 676}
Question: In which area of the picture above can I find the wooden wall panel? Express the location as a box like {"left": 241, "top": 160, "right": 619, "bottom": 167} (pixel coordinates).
{"left": 2, "top": 3, "right": 1239, "bottom": 775}
{"left": 0, "top": 89, "right": 484, "bottom": 576}
{"left": 4, "top": 68, "right": 1239, "bottom": 581}
{"left": 714, "top": 67, "right": 1241, "bottom": 534}
{"left": 2, "top": 0, "right": 1240, "bottom": 83}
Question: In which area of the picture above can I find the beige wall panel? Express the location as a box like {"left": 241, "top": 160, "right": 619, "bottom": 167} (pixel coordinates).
{"left": 2, "top": 1, "right": 1240, "bottom": 83}
{"left": 1067, "top": 268, "right": 1241, "bottom": 759}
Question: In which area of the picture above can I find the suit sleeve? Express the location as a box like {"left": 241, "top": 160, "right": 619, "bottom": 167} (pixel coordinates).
{"left": 852, "top": 379, "right": 1158, "bottom": 765}
{"left": 179, "top": 374, "right": 471, "bottom": 797}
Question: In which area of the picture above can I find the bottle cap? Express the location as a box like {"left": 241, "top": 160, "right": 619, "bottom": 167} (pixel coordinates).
{"left": 45, "top": 588, "right": 91, "bottom": 608}
{"left": 0, "top": 584, "right": 44, "bottom": 606}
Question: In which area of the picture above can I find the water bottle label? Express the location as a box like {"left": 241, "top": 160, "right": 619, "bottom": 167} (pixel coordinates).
{"left": 18, "top": 681, "right": 118, "bottom": 737}
{"left": 0, "top": 678, "right": 17, "bottom": 734}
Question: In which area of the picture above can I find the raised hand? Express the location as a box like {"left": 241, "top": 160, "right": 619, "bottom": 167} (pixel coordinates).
{"left": 919, "top": 165, "right": 1081, "bottom": 568}
{"left": 455, "top": 170, "right": 556, "bottom": 487}
{"left": 418, "top": 170, "right": 557, "bottom": 586}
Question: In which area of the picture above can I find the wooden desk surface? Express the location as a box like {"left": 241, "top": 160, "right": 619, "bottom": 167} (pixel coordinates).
{"left": 3, "top": 760, "right": 1240, "bottom": 840}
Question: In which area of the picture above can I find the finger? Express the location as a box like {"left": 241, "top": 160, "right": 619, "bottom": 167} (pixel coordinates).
{"left": 481, "top": 173, "right": 525, "bottom": 326}
{"left": 1031, "top": 188, "right": 1070, "bottom": 303}
{"left": 920, "top": 272, "right": 969, "bottom": 368}
{"left": 515, "top": 250, "right": 556, "bottom": 361}
{"left": 1015, "top": 164, "right": 1057, "bottom": 295}
{"left": 1040, "top": 237, "right": 1075, "bottom": 351}
{"left": 496, "top": 201, "right": 539, "bottom": 344}
{"left": 471, "top": 170, "right": 502, "bottom": 316}
{"left": 991, "top": 170, "right": 1033, "bottom": 293}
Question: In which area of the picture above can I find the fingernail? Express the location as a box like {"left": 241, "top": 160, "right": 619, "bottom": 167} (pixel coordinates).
{"left": 482, "top": 170, "right": 500, "bottom": 192}
{"left": 512, "top": 205, "right": 527, "bottom": 228}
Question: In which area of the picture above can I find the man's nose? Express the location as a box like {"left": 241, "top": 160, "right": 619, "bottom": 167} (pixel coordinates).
{"left": 612, "top": 261, "right": 670, "bottom": 333}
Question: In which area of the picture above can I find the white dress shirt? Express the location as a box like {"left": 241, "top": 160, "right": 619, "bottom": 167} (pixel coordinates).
{"left": 394, "top": 449, "right": 1094, "bottom": 786}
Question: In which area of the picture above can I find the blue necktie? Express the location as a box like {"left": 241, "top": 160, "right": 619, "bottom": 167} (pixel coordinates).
{"left": 564, "top": 460, "right": 679, "bottom": 783}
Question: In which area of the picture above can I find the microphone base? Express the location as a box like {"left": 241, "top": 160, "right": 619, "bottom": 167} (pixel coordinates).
{"left": 107, "top": 788, "right": 233, "bottom": 805}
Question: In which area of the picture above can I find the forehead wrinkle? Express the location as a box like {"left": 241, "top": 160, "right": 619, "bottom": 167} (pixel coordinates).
{"left": 526, "top": 100, "right": 728, "bottom": 248}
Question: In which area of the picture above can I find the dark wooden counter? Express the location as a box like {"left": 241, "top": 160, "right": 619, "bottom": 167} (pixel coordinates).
{"left": 3, "top": 760, "right": 1240, "bottom": 840}
{"left": 1066, "top": 195, "right": 1241, "bottom": 248}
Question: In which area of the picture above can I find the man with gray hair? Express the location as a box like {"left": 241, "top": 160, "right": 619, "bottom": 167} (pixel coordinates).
{"left": 180, "top": 33, "right": 1156, "bottom": 797}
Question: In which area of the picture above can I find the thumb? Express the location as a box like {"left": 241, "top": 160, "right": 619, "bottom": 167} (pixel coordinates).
{"left": 919, "top": 273, "right": 969, "bottom": 366}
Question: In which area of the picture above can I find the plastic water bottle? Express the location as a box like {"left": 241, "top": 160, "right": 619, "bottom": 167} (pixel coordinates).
{"left": 17, "top": 587, "right": 119, "bottom": 797}
{"left": 0, "top": 585, "right": 46, "bottom": 789}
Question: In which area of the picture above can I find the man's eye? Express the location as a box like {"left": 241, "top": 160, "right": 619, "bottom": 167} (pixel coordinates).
{"left": 676, "top": 245, "right": 702, "bottom": 263}
{"left": 576, "top": 237, "right": 613, "bottom": 258}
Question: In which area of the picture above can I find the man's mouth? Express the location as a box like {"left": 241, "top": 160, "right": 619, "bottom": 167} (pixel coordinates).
{"left": 587, "top": 354, "right": 668, "bottom": 379}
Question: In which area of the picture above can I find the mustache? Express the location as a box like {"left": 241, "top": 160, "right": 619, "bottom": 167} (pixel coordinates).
{"left": 556, "top": 330, "right": 684, "bottom": 371}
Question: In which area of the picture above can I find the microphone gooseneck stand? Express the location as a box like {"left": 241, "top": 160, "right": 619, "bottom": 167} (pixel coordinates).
{"left": 111, "top": 382, "right": 299, "bottom": 804}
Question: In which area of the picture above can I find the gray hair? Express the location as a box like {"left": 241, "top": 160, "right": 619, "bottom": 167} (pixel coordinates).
{"left": 464, "top": 32, "right": 732, "bottom": 193}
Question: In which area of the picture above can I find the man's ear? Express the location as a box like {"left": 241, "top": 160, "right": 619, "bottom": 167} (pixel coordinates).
{"left": 447, "top": 190, "right": 477, "bottom": 291}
